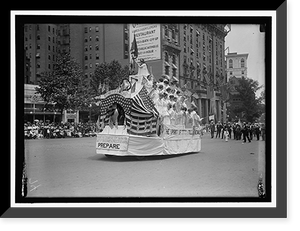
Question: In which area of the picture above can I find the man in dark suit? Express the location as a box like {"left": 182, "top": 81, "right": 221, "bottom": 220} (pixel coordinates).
{"left": 242, "top": 123, "right": 251, "bottom": 143}
{"left": 216, "top": 121, "right": 222, "bottom": 138}
{"left": 210, "top": 121, "right": 215, "bottom": 138}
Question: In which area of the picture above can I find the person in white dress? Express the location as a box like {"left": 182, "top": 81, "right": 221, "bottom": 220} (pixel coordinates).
{"left": 169, "top": 104, "right": 177, "bottom": 125}
{"left": 137, "top": 58, "right": 150, "bottom": 77}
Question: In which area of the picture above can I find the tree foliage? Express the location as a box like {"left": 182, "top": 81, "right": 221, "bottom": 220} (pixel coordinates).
{"left": 36, "top": 52, "right": 89, "bottom": 114}
{"left": 90, "top": 60, "right": 129, "bottom": 96}
{"left": 228, "top": 76, "right": 263, "bottom": 122}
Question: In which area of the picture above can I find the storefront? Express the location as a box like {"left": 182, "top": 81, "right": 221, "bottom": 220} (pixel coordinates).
{"left": 24, "top": 84, "right": 62, "bottom": 123}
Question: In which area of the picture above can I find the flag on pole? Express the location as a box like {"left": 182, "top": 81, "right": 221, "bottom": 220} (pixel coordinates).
{"left": 130, "top": 34, "right": 138, "bottom": 59}
{"left": 130, "top": 34, "right": 138, "bottom": 74}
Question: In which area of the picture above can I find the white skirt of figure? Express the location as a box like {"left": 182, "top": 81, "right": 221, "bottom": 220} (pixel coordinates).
{"left": 163, "top": 115, "right": 171, "bottom": 125}
{"left": 137, "top": 63, "right": 150, "bottom": 77}
{"left": 224, "top": 131, "right": 229, "bottom": 141}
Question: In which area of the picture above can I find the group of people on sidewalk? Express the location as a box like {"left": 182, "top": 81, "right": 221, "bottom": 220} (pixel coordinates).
{"left": 24, "top": 121, "right": 97, "bottom": 139}
{"left": 209, "top": 120, "right": 266, "bottom": 143}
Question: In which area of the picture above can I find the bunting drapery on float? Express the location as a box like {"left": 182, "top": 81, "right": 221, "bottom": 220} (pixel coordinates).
{"left": 94, "top": 81, "right": 202, "bottom": 157}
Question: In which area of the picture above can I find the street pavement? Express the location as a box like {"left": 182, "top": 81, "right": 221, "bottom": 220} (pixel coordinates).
{"left": 24, "top": 133, "right": 265, "bottom": 198}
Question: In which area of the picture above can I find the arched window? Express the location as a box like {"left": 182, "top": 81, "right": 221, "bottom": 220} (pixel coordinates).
{"left": 229, "top": 59, "right": 233, "bottom": 68}
{"left": 241, "top": 58, "right": 245, "bottom": 68}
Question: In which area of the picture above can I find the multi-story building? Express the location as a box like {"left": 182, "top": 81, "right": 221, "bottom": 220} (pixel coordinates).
{"left": 69, "top": 24, "right": 130, "bottom": 79}
{"left": 24, "top": 24, "right": 60, "bottom": 84}
{"left": 24, "top": 23, "right": 229, "bottom": 123}
{"left": 178, "top": 24, "right": 228, "bottom": 123}
{"left": 225, "top": 52, "right": 248, "bottom": 79}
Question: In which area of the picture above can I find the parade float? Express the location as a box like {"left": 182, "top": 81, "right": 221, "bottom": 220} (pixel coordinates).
{"left": 94, "top": 59, "right": 202, "bottom": 158}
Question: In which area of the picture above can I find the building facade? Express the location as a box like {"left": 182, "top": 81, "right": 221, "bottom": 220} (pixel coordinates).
{"left": 225, "top": 52, "right": 248, "bottom": 79}
{"left": 178, "top": 24, "right": 228, "bottom": 123}
{"left": 24, "top": 24, "right": 60, "bottom": 84}
{"left": 24, "top": 23, "right": 229, "bottom": 123}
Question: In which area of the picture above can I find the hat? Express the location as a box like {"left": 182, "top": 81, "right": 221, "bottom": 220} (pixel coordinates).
{"left": 162, "top": 74, "right": 170, "bottom": 80}
{"left": 157, "top": 83, "right": 164, "bottom": 89}
{"left": 163, "top": 79, "right": 169, "bottom": 84}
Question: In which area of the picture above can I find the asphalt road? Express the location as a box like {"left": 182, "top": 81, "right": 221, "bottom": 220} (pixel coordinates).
{"left": 24, "top": 133, "right": 265, "bottom": 198}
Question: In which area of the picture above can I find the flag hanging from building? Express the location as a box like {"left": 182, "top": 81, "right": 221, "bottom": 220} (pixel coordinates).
{"left": 207, "top": 85, "right": 214, "bottom": 99}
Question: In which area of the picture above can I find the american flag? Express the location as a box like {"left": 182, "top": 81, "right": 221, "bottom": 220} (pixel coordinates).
{"left": 97, "top": 94, "right": 131, "bottom": 130}
{"left": 131, "top": 86, "right": 159, "bottom": 118}
{"left": 127, "top": 86, "right": 159, "bottom": 136}
{"left": 97, "top": 86, "right": 159, "bottom": 136}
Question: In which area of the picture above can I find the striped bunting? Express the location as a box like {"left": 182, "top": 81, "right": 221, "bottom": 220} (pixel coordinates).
{"left": 97, "top": 86, "right": 159, "bottom": 136}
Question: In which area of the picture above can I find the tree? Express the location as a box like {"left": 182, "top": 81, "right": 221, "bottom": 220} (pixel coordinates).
{"left": 228, "top": 76, "right": 263, "bottom": 122}
{"left": 36, "top": 52, "right": 89, "bottom": 119}
{"left": 90, "top": 60, "right": 129, "bottom": 96}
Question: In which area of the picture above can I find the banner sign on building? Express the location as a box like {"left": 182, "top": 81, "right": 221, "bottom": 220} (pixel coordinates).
{"left": 129, "top": 24, "right": 161, "bottom": 62}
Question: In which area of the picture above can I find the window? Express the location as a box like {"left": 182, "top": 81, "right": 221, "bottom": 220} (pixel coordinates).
{"left": 229, "top": 59, "right": 233, "bottom": 68}
{"left": 96, "top": 35, "right": 99, "bottom": 41}
{"left": 89, "top": 63, "right": 92, "bottom": 68}
{"left": 172, "top": 29, "right": 175, "bottom": 40}
{"left": 165, "top": 66, "right": 170, "bottom": 75}
{"left": 95, "top": 44, "right": 99, "bottom": 51}
{"left": 84, "top": 27, "right": 88, "bottom": 33}
{"left": 89, "top": 36, "right": 92, "bottom": 41}
{"left": 85, "top": 55, "right": 88, "bottom": 60}
{"left": 164, "top": 26, "right": 169, "bottom": 37}
{"left": 164, "top": 52, "right": 169, "bottom": 62}
{"left": 48, "top": 25, "right": 50, "bottom": 32}
{"left": 89, "top": 54, "right": 92, "bottom": 59}
{"left": 241, "top": 58, "right": 245, "bottom": 68}
{"left": 89, "top": 45, "right": 92, "bottom": 50}
{"left": 96, "top": 53, "right": 99, "bottom": 60}
{"left": 89, "top": 27, "right": 92, "bottom": 32}
{"left": 95, "top": 26, "right": 99, "bottom": 32}
{"left": 172, "top": 54, "right": 176, "bottom": 64}
{"left": 85, "top": 37, "right": 88, "bottom": 42}
{"left": 173, "top": 68, "right": 177, "bottom": 77}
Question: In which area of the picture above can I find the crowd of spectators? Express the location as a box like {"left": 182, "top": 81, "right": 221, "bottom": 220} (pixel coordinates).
{"left": 24, "top": 121, "right": 97, "bottom": 139}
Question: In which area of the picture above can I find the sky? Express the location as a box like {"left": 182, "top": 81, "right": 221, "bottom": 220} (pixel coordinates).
{"left": 225, "top": 24, "right": 265, "bottom": 94}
